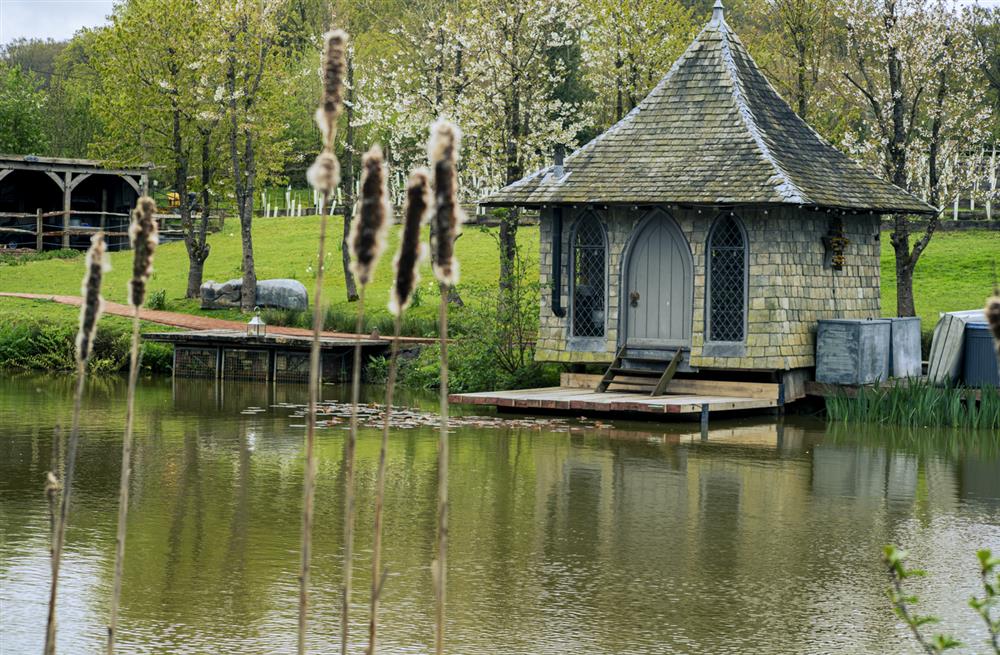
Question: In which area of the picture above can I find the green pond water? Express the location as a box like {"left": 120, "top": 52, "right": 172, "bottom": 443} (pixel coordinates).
{"left": 2, "top": 374, "right": 1000, "bottom": 654}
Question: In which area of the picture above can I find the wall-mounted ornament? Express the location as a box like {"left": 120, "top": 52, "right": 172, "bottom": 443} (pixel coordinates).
{"left": 822, "top": 218, "right": 850, "bottom": 271}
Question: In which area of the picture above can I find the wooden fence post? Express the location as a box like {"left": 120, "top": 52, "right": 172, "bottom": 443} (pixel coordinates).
{"left": 36, "top": 208, "right": 43, "bottom": 251}
{"left": 62, "top": 171, "right": 72, "bottom": 249}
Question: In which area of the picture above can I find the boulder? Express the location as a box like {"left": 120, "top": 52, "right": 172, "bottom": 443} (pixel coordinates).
{"left": 200, "top": 278, "right": 308, "bottom": 311}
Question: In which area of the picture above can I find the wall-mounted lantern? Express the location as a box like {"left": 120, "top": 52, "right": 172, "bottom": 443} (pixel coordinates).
{"left": 247, "top": 306, "right": 266, "bottom": 338}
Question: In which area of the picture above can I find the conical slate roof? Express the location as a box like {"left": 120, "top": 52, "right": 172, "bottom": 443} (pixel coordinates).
{"left": 482, "top": 2, "right": 935, "bottom": 215}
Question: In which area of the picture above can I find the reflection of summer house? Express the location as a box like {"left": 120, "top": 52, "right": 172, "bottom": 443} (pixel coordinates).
{"left": 481, "top": 1, "right": 935, "bottom": 393}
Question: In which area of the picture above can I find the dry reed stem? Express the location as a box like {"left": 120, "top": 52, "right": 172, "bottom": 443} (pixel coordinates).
{"left": 107, "top": 310, "right": 142, "bottom": 655}
{"left": 434, "top": 285, "right": 450, "bottom": 655}
{"left": 343, "top": 287, "right": 365, "bottom": 655}
{"left": 108, "top": 198, "right": 157, "bottom": 654}
{"left": 367, "top": 315, "right": 401, "bottom": 655}
{"left": 46, "top": 233, "right": 107, "bottom": 655}
{"left": 298, "top": 195, "right": 330, "bottom": 655}
{"left": 300, "top": 27, "right": 348, "bottom": 655}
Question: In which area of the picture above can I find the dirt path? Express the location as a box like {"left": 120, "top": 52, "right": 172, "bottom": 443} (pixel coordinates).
{"left": 0, "top": 292, "right": 435, "bottom": 343}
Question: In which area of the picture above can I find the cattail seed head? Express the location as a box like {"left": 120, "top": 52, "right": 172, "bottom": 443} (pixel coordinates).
{"left": 315, "top": 29, "right": 348, "bottom": 150}
{"left": 986, "top": 294, "right": 1000, "bottom": 356}
{"left": 128, "top": 196, "right": 158, "bottom": 308}
{"left": 390, "top": 169, "right": 431, "bottom": 316}
{"left": 307, "top": 151, "right": 341, "bottom": 198}
{"left": 428, "top": 119, "right": 465, "bottom": 286}
{"left": 76, "top": 233, "right": 109, "bottom": 365}
{"left": 348, "top": 144, "right": 393, "bottom": 286}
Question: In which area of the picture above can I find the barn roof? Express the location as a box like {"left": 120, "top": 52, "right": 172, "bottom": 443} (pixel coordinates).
{"left": 481, "top": 1, "right": 936, "bottom": 215}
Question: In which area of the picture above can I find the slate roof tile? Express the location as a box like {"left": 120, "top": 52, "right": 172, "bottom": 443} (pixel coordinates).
{"left": 482, "top": 3, "right": 935, "bottom": 215}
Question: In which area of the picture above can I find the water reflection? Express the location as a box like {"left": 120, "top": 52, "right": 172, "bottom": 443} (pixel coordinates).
{"left": 1, "top": 373, "right": 999, "bottom": 654}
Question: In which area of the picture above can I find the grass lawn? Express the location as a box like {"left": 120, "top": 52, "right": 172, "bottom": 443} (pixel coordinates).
{"left": 0, "top": 215, "right": 995, "bottom": 338}
{"left": 0, "top": 217, "right": 538, "bottom": 330}
{"left": 880, "top": 229, "right": 1000, "bottom": 332}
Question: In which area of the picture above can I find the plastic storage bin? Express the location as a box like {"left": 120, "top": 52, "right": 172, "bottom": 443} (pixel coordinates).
{"left": 963, "top": 322, "right": 1000, "bottom": 387}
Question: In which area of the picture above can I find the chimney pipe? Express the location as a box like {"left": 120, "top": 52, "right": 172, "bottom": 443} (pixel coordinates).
{"left": 553, "top": 144, "right": 565, "bottom": 178}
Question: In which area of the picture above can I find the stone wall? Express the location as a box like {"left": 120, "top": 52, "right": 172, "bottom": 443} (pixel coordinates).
{"left": 536, "top": 205, "right": 881, "bottom": 370}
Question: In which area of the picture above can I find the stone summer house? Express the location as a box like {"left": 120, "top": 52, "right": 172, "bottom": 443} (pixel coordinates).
{"left": 481, "top": 1, "right": 935, "bottom": 390}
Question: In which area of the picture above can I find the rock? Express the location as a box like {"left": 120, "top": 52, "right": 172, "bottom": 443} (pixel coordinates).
{"left": 256, "top": 279, "right": 309, "bottom": 311}
{"left": 200, "top": 278, "right": 243, "bottom": 309}
{"left": 200, "top": 278, "right": 309, "bottom": 311}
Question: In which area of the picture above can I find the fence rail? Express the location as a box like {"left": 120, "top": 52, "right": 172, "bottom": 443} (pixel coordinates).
{"left": 0, "top": 209, "right": 226, "bottom": 251}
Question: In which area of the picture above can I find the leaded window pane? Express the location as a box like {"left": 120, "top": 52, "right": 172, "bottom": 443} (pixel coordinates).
{"left": 709, "top": 216, "right": 746, "bottom": 342}
{"left": 573, "top": 215, "right": 606, "bottom": 338}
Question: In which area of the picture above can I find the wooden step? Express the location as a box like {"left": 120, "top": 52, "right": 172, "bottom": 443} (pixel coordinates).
{"left": 609, "top": 367, "right": 664, "bottom": 376}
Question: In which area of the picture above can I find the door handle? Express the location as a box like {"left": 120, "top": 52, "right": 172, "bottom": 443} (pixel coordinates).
{"left": 630, "top": 291, "right": 640, "bottom": 307}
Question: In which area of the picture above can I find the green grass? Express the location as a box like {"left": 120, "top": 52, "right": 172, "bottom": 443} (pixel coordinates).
{"left": 881, "top": 230, "right": 1000, "bottom": 333}
{"left": 0, "top": 216, "right": 536, "bottom": 329}
{"left": 0, "top": 217, "right": 995, "bottom": 339}
{"left": 0, "top": 297, "right": 174, "bottom": 373}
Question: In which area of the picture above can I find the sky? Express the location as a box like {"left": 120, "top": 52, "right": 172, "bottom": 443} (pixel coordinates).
{"left": 4, "top": 0, "right": 1000, "bottom": 47}
{"left": 0, "top": 0, "right": 115, "bottom": 46}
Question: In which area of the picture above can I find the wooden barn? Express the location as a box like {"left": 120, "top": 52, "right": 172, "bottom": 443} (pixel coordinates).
{"left": 0, "top": 155, "right": 150, "bottom": 251}
{"left": 480, "top": 1, "right": 935, "bottom": 395}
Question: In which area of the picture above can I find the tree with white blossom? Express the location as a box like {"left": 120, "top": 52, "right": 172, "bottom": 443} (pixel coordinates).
{"left": 838, "top": 0, "right": 992, "bottom": 317}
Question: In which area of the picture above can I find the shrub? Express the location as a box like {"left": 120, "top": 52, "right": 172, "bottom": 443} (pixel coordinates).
{"left": 146, "top": 289, "right": 167, "bottom": 310}
{"left": 0, "top": 248, "right": 82, "bottom": 266}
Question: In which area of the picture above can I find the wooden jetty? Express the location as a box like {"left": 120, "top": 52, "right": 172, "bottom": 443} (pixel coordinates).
{"left": 450, "top": 373, "right": 783, "bottom": 424}
{"left": 145, "top": 329, "right": 389, "bottom": 383}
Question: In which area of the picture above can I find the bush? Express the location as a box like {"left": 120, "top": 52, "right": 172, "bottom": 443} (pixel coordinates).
{"left": 146, "top": 289, "right": 167, "bottom": 310}
{"left": 390, "top": 253, "right": 559, "bottom": 393}
{"left": 0, "top": 316, "right": 173, "bottom": 375}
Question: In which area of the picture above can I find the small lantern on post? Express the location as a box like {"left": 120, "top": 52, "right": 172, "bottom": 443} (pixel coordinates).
{"left": 247, "top": 306, "right": 266, "bottom": 339}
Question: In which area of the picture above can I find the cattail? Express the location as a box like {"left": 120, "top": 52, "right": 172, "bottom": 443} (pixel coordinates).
{"left": 348, "top": 144, "right": 393, "bottom": 286}
{"left": 390, "top": 169, "right": 430, "bottom": 316}
{"left": 128, "top": 197, "right": 158, "bottom": 308}
{"left": 315, "top": 30, "right": 348, "bottom": 150}
{"left": 428, "top": 120, "right": 465, "bottom": 286}
{"left": 986, "top": 294, "right": 1000, "bottom": 356}
{"left": 76, "top": 233, "right": 109, "bottom": 365}
{"left": 307, "top": 151, "right": 341, "bottom": 199}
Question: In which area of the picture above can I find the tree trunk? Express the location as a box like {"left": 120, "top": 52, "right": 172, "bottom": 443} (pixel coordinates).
{"left": 895, "top": 255, "right": 916, "bottom": 318}
{"left": 795, "top": 39, "right": 808, "bottom": 118}
{"left": 239, "top": 130, "right": 257, "bottom": 312}
{"left": 341, "top": 56, "right": 359, "bottom": 302}
{"left": 500, "top": 79, "right": 522, "bottom": 290}
{"left": 185, "top": 129, "right": 214, "bottom": 298}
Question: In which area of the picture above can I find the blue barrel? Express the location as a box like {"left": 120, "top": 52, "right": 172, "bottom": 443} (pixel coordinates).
{"left": 963, "top": 323, "right": 1000, "bottom": 387}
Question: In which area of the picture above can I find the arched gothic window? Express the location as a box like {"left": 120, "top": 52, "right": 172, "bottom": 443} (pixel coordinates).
{"left": 707, "top": 214, "right": 747, "bottom": 342}
{"left": 572, "top": 213, "right": 607, "bottom": 338}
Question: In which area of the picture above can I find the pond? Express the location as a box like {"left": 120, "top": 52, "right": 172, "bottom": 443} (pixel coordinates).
{"left": 2, "top": 374, "right": 999, "bottom": 654}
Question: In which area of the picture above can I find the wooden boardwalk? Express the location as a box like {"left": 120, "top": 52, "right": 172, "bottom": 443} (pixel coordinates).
{"left": 450, "top": 373, "right": 781, "bottom": 419}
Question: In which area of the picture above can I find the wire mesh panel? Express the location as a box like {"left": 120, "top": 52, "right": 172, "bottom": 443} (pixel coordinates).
{"left": 274, "top": 351, "right": 311, "bottom": 383}
{"left": 572, "top": 214, "right": 606, "bottom": 337}
{"left": 174, "top": 346, "right": 219, "bottom": 378}
{"left": 708, "top": 215, "right": 746, "bottom": 342}
{"left": 222, "top": 349, "right": 270, "bottom": 381}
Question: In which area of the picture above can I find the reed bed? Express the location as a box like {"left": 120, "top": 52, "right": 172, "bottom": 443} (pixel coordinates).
{"left": 825, "top": 380, "right": 1000, "bottom": 430}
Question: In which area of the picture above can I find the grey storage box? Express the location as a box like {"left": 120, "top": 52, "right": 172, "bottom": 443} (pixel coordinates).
{"left": 816, "top": 319, "right": 891, "bottom": 385}
{"left": 963, "top": 323, "right": 1000, "bottom": 387}
{"left": 888, "top": 317, "right": 922, "bottom": 378}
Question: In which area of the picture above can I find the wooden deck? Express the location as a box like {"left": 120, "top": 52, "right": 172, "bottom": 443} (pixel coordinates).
{"left": 450, "top": 373, "right": 781, "bottom": 419}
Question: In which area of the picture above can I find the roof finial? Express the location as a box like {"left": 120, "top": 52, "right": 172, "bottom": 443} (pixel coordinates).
{"left": 712, "top": 0, "right": 725, "bottom": 24}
